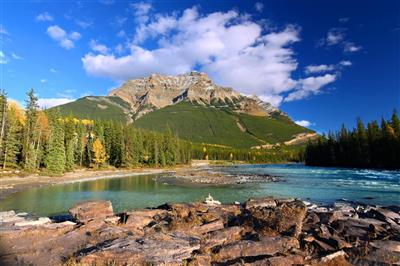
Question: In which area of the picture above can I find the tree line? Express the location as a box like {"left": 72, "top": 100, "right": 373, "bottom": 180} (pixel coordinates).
{"left": 0, "top": 89, "right": 191, "bottom": 175}
{"left": 191, "top": 144, "right": 302, "bottom": 163}
{"left": 304, "top": 110, "right": 400, "bottom": 169}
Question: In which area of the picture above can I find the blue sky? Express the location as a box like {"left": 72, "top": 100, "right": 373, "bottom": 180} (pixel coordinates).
{"left": 1, "top": 0, "right": 399, "bottom": 133}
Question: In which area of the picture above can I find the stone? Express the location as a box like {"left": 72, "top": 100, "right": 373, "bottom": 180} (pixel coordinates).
{"left": 245, "top": 197, "right": 276, "bottom": 209}
{"left": 263, "top": 254, "right": 305, "bottom": 266}
{"left": 214, "top": 236, "right": 299, "bottom": 262}
{"left": 78, "top": 232, "right": 201, "bottom": 265}
{"left": 370, "top": 240, "right": 400, "bottom": 252}
{"left": 124, "top": 209, "right": 166, "bottom": 230}
{"left": 316, "top": 250, "right": 351, "bottom": 266}
{"left": 200, "top": 226, "right": 243, "bottom": 252}
{"left": 69, "top": 200, "right": 113, "bottom": 223}
{"left": 191, "top": 220, "right": 224, "bottom": 235}
{"left": 15, "top": 217, "right": 51, "bottom": 227}
{"left": 247, "top": 200, "right": 307, "bottom": 237}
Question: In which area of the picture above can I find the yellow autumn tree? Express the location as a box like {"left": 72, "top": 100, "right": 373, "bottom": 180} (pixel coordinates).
{"left": 92, "top": 138, "right": 108, "bottom": 168}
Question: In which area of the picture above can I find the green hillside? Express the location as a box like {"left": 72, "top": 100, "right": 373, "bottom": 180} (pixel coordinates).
{"left": 54, "top": 96, "right": 131, "bottom": 122}
{"left": 135, "top": 102, "right": 312, "bottom": 149}
{"left": 54, "top": 96, "right": 313, "bottom": 149}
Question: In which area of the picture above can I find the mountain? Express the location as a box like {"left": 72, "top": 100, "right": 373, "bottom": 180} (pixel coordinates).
{"left": 55, "top": 72, "right": 315, "bottom": 148}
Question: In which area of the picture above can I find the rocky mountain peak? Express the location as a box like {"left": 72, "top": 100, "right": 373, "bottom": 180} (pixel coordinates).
{"left": 109, "top": 72, "right": 285, "bottom": 119}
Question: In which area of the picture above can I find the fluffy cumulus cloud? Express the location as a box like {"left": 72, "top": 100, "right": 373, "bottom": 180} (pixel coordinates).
{"left": 37, "top": 98, "right": 74, "bottom": 109}
{"left": 36, "top": 12, "right": 53, "bottom": 22}
{"left": 82, "top": 6, "right": 347, "bottom": 106}
{"left": 295, "top": 120, "right": 312, "bottom": 127}
{"left": 47, "top": 25, "right": 81, "bottom": 49}
{"left": 285, "top": 74, "right": 336, "bottom": 102}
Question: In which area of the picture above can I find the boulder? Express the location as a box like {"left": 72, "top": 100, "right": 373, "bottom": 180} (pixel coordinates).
{"left": 78, "top": 232, "right": 201, "bottom": 265}
{"left": 246, "top": 200, "right": 307, "bottom": 237}
{"left": 200, "top": 226, "right": 243, "bottom": 252}
{"left": 124, "top": 209, "right": 166, "bottom": 230}
{"left": 312, "top": 250, "right": 351, "bottom": 266}
{"left": 213, "top": 236, "right": 299, "bottom": 262}
{"left": 69, "top": 200, "right": 114, "bottom": 223}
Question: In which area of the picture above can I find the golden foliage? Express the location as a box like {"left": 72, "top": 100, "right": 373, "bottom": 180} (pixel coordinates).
{"left": 92, "top": 138, "right": 108, "bottom": 167}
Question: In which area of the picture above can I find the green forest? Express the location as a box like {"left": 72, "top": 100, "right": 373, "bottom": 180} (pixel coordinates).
{"left": 0, "top": 89, "right": 302, "bottom": 176}
{"left": 0, "top": 89, "right": 192, "bottom": 175}
{"left": 305, "top": 111, "right": 400, "bottom": 169}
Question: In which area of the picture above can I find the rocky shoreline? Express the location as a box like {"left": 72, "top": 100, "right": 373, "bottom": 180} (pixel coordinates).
{"left": 1, "top": 197, "right": 399, "bottom": 266}
{"left": 155, "top": 168, "right": 280, "bottom": 186}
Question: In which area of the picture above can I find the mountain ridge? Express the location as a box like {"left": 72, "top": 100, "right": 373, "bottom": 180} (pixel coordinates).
{"left": 53, "top": 72, "right": 315, "bottom": 148}
{"left": 108, "top": 71, "right": 285, "bottom": 119}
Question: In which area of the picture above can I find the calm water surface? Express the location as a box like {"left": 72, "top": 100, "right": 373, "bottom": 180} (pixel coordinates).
{"left": 0, "top": 164, "right": 399, "bottom": 216}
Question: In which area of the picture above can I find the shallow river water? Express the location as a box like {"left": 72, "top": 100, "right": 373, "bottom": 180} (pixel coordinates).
{"left": 0, "top": 164, "right": 399, "bottom": 216}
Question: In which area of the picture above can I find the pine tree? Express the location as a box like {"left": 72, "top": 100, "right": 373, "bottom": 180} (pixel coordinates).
{"left": 2, "top": 105, "right": 21, "bottom": 169}
{"left": 64, "top": 117, "right": 76, "bottom": 171}
{"left": 0, "top": 90, "right": 8, "bottom": 153}
{"left": 45, "top": 110, "right": 66, "bottom": 175}
{"left": 22, "top": 89, "right": 39, "bottom": 171}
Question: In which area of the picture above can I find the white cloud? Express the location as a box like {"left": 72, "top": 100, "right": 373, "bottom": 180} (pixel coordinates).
{"left": 295, "top": 120, "right": 313, "bottom": 127}
{"left": 75, "top": 19, "right": 92, "bottom": 28}
{"left": 38, "top": 98, "right": 74, "bottom": 109}
{"left": 11, "top": 52, "right": 23, "bottom": 60}
{"left": 305, "top": 64, "right": 335, "bottom": 74}
{"left": 130, "top": 2, "right": 152, "bottom": 23}
{"left": 319, "top": 28, "right": 362, "bottom": 53}
{"left": 255, "top": 2, "right": 264, "bottom": 12}
{"left": 339, "top": 60, "right": 352, "bottom": 66}
{"left": 82, "top": 7, "right": 347, "bottom": 105}
{"left": 46, "top": 25, "right": 81, "bottom": 49}
{"left": 40, "top": 79, "right": 47, "bottom": 83}
{"left": 344, "top": 42, "right": 362, "bottom": 52}
{"left": 0, "top": 51, "right": 7, "bottom": 64}
{"left": 326, "top": 28, "right": 345, "bottom": 46}
{"left": 285, "top": 74, "right": 336, "bottom": 102}
{"left": 36, "top": 12, "right": 53, "bottom": 22}
{"left": 89, "top": 40, "right": 109, "bottom": 54}
{"left": 117, "top": 30, "right": 126, "bottom": 38}
{"left": 305, "top": 60, "right": 352, "bottom": 74}
{"left": 50, "top": 68, "right": 57, "bottom": 73}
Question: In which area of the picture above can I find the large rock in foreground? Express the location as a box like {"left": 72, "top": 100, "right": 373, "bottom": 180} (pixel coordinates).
{"left": 1, "top": 197, "right": 399, "bottom": 266}
{"left": 69, "top": 200, "right": 114, "bottom": 223}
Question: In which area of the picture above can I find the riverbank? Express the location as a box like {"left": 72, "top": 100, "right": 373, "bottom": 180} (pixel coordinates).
{"left": 1, "top": 196, "right": 399, "bottom": 265}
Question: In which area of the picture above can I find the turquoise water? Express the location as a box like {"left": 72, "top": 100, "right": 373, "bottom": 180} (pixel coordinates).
{"left": 0, "top": 164, "right": 399, "bottom": 216}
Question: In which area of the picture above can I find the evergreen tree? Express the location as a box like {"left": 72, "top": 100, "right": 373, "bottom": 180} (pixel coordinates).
{"left": 22, "top": 89, "right": 39, "bottom": 171}
{"left": 45, "top": 110, "right": 66, "bottom": 175}
{"left": 2, "top": 105, "right": 21, "bottom": 169}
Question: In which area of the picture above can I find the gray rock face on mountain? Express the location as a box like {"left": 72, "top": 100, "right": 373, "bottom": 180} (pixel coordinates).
{"left": 109, "top": 71, "right": 284, "bottom": 119}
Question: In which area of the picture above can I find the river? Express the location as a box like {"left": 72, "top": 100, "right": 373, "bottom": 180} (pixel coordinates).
{"left": 0, "top": 164, "right": 399, "bottom": 216}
